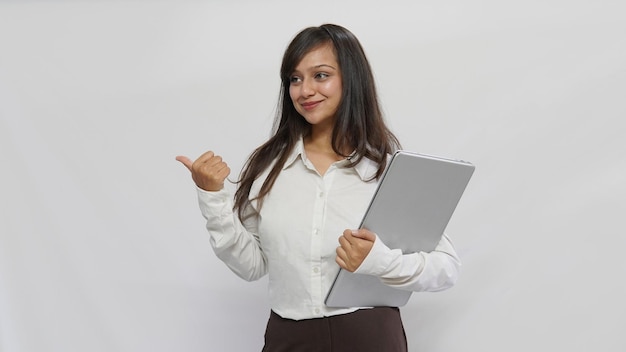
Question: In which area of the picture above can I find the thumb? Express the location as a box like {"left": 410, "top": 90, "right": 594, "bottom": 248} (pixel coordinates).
{"left": 350, "top": 229, "right": 377, "bottom": 242}
{"left": 175, "top": 155, "right": 193, "bottom": 171}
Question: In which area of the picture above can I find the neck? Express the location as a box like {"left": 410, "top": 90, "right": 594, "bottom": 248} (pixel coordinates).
{"left": 303, "top": 131, "right": 343, "bottom": 175}
{"left": 306, "top": 126, "right": 349, "bottom": 156}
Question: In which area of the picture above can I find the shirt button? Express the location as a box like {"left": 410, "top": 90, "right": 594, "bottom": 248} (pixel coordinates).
{"left": 314, "top": 308, "right": 321, "bottom": 315}
{"left": 314, "top": 229, "right": 319, "bottom": 235}
{"left": 318, "top": 192, "right": 324, "bottom": 198}
{"left": 313, "top": 267, "right": 319, "bottom": 273}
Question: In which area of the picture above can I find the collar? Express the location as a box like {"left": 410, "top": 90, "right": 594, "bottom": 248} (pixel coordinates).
{"left": 352, "top": 153, "right": 379, "bottom": 181}
{"left": 282, "top": 138, "right": 305, "bottom": 170}
{"left": 283, "top": 138, "right": 379, "bottom": 181}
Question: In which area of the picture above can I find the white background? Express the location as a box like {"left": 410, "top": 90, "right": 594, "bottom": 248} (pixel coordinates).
{"left": 1, "top": 1, "right": 624, "bottom": 351}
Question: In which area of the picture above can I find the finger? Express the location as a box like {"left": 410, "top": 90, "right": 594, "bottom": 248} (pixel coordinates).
{"left": 338, "top": 235, "right": 351, "bottom": 249}
{"left": 214, "top": 165, "right": 231, "bottom": 180}
{"left": 336, "top": 245, "right": 347, "bottom": 259}
{"left": 193, "top": 151, "right": 216, "bottom": 166}
{"left": 209, "top": 159, "right": 229, "bottom": 174}
{"left": 341, "top": 229, "right": 354, "bottom": 243}
{"left": 175, "top": 155, "right": 193, "bottom": 171}
{"left": 204, "top": 155, "right": 224, "bottom": 168}
{"left": 193, "top": 151, "right": 215, "bottom": 170}
{"left": 335, "top": 255, "right": 347, "bottom": 270}
{"left": 350, "top": 229, "right": 376, "bottom": 242}
{"left": 201, "top": 161, "right": 229, "bottom": 181}
{"left": 335, "top": 247, "right": 348, "bottom": 267}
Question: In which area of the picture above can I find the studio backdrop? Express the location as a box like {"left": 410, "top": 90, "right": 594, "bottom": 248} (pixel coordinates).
{"left": 1, "top": 1, "right": 624, "bottom": 351}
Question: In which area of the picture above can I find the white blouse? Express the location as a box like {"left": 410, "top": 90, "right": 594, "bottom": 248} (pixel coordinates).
{"left": 196, "top": 139, "right": 461, "bottom": 321}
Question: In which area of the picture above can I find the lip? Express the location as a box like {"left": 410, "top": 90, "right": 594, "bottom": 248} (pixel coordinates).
{"left": 301, "top": 100, "right": 322, "bottom": 111}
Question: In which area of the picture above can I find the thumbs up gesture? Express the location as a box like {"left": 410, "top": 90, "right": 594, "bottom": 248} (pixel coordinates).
{"left": 176, "top": 151, "right": 231, "bottom": 192}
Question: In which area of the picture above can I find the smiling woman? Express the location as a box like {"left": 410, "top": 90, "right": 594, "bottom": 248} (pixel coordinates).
{"left": 288, "top": 44, "right": 342, "bottom": 127}
{"left": 289, "top": 43, "right": 344, "bottom": 174}
{"left": 3, "top": 1, "right": 625, "bottom": 351}
{"left": 176, "top": 23, "right": 461, "bottom": 352}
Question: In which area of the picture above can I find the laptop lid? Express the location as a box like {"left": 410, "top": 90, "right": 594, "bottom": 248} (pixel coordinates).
{"left": 324, "top": 150, "right": 475, "bottom": 307}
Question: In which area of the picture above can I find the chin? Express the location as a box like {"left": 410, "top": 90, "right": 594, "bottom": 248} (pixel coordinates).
{"left": 302, "top": 114, "right": 333, "bottom": 126}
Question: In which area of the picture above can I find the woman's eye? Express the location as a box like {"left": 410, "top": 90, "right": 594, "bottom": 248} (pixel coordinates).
{"left": 289, "top": 76, "right": 302, "bottom": 83}
{"left": 315, "top": 72, "right": 329, "bottom": 80}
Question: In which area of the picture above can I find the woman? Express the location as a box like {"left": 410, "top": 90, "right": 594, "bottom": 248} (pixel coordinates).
{"left": 177, "top": 23, "right": 460, "bottom": 352}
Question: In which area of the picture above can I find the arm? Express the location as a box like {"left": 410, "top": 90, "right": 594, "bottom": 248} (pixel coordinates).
{"left": 197, "top": 188, "right": 267, "bottom": 281}
{"left": 337, "top": 229, "right": 460, "bottom": 292}
{"left": 177, "top": 152, "right": 268, "bottom": 282}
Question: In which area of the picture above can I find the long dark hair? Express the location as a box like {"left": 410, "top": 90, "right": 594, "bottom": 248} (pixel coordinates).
{"left": 234, "top": 24, "right": 401, "bottom": 219}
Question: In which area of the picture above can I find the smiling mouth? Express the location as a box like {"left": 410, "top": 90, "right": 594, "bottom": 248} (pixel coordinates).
{"left": 301, "top": 100, "right": 322, "bottom": 111}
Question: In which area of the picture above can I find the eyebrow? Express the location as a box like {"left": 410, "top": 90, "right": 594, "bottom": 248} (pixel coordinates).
{"left": 293, "top": 64, "right": 337, "bottom": 74}
{"left": 313, "top": 64, "right": 337, "bottom": 70}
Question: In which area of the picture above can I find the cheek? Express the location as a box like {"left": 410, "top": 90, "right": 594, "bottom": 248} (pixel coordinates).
{"left": 321, "top": 80, "right": 342, "bottom": 98}
{"left": 288, "top": 85, "right": 298, "bottom": 102}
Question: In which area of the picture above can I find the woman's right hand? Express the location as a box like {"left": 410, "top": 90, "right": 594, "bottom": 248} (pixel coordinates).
{"left": 176, "top": 151, "right": 231, "bottom": 192}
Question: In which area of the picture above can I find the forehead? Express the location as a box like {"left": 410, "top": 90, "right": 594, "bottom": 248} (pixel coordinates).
{"left": 294, "top": 44, "right": 338, "bottom": 71}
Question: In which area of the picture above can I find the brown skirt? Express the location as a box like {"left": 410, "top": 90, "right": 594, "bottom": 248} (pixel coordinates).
{"left": 262, "top": 307, "right": 408, "bottom": 352}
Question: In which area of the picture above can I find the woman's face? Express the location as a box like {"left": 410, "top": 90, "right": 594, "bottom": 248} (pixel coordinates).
{"left": 289, "top": 44, "right": 342, "bottom": 130}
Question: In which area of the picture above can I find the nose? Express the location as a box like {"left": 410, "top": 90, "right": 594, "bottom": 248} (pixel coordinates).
{"left": 301, "top": 79, "right": 315, "bottom": 97}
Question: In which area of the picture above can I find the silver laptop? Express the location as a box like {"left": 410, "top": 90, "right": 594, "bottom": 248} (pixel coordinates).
{"left": 324, "top": 150, "right": 475, "bottom": 307}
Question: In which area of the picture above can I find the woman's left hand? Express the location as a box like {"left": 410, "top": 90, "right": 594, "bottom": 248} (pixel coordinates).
{"left": 336, "top": 229, "right": 376, "bottom": 272}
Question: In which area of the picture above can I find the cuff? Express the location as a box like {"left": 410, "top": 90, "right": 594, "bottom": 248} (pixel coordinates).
{"left": 197, "top": 187, "right": 232, "bottom": 219}
{"left": 353, "top": 234, "right": 402, "bottom": 277}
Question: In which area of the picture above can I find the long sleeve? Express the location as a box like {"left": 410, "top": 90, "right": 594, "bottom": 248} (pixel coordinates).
{"left": 197, "top": 187, "right": 268, "bottom": 281}
{"left": 354, "top": 233, "right": 461, "bottom": 292}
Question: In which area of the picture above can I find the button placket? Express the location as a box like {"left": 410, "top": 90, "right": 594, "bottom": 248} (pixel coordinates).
{"left": 309, "top": 179, "right": 326, "bottom": 313}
